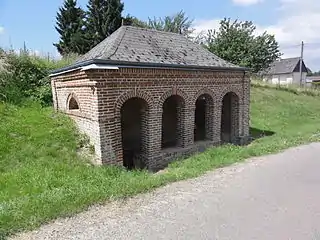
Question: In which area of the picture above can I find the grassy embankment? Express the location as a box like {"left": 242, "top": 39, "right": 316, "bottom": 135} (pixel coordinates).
{"left": 1, "top": 84, "right": 320, "bottom": 238}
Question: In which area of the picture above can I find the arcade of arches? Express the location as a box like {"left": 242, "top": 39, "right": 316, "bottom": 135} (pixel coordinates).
{"left": 119, "top": 92, "right": 240, "bottom": 170}
{"left": 51, "top": 26, "right": 250, "bottom": 171}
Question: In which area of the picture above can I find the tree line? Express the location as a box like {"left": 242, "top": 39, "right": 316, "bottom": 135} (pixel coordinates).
{"left": 55, "top": 0, "right": 282, "bottom": 73}
{"left": 308, "top": 70, "right": 320, "bottom": 76}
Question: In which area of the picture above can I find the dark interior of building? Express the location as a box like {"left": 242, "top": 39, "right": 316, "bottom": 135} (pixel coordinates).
{"left": 221, "top": 92, "right": 237, "bottom": 143}
{"left": 69, "top": 97, "right": 79, "bottom": 110}
{"left": 194, "top": 97, "right": 206, "bottom": 141}
{"left": 121, "top": 97, "right": 147, "bottom": 169}
{"left": 161, "top": 95, "right": 184, "bottom": 149}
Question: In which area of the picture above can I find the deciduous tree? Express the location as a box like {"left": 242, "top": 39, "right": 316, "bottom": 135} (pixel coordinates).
{"left": 148, "top": 11, "right": 194, "bottom": 37}
{"left": 123, "top": 14, "right": 148, "bottom": 28}
{"left": 204, "top": 18, "right": 281, "bottom": 72}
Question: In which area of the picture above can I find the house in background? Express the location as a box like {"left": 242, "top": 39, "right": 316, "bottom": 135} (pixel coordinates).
{"left": 261, "top": 57, "right": 308, "bottom": 86}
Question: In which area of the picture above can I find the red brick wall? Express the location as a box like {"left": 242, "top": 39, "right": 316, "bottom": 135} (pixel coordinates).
{"left": 51, "top": 70, "right": 103, "bottom": 163}
{"left": 51, "top": 67, "right": 250, "bottom": 170}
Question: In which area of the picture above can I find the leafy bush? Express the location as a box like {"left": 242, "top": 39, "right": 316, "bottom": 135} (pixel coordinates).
{"left": 30, "top": 77, "right": 53, "bottom": 105}
{"left": 0, "top": 50, "right": 76, "bottom": 105}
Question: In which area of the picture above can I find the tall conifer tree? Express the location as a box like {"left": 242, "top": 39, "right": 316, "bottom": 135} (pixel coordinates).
{"left": 54, "top": 0, "right": 87, "bottom": 55}
{"left": 86, "top": 0, "right": 124, "bottom": 47}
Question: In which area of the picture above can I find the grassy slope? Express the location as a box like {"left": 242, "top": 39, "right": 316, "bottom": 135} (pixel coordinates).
{"left": 1, "top": 87, "right": 320, "bottom": 238}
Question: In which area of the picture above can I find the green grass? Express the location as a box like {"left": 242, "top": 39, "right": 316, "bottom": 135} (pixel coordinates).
{"left": 251, "top": 79, "right": 320, "bottom": 97}
{"left": 1, "top": 86, "right": 320, "bottom": 238}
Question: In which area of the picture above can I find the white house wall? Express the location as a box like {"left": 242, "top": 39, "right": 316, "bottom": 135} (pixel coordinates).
{"left": 292, "top": 72, "right": 307, "bottom": 85}
{"left": 269, "top": 74, "right": 293, "bottom": 85}
{"left": 265, "top": 73, "right": 307, "bottom": 86}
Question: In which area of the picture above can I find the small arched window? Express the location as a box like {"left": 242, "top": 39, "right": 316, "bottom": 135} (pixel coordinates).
{"left": 68, "top": 96, "right": 80, "bottom": 110}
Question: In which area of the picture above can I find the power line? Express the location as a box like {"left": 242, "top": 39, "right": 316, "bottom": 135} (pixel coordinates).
{"left": 281, "top": 42, "right": 320, "bottom": 49}
{"left": 281, "top": 44, "right": 301, "bottom": 49}
{"left": 303, "top": 42, "right": 320, "bottom": 46}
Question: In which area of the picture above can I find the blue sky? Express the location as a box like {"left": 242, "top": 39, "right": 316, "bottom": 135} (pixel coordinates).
{"left": 0, "top": 0, "right": 319, "bottom": 69}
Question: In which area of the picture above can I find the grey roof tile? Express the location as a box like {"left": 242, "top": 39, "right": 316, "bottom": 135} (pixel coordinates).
{"left": 263, "top": 57, "right": 302, "bottom": 75}
{"left": 76, "top": 26, "right": 242, "bottom": 69}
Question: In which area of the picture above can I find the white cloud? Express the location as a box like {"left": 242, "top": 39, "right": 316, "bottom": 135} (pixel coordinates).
{"left": 194, "top": 0, "right": 320, "bottom": 70}
{"left": 193, "top": 19, "right": 220, "bottom": 34}
{"left": 232, "top": 0, "right": 263, "bottom": 6}
{"left": 13, "top": 48, "right": 43, "bottom": 57}
{"left": 31, "top": 50, "right": 41, "bottom": 56}
{"left": 260, "top": 0, "right": 320, "bottom": 70}
{"left": 0, "top": 26, "right": 4, "bottom": 34}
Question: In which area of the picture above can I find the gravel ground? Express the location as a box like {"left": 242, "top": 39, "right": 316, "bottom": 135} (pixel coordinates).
{"left": 12, "top": 143, "right": 320, "bottom": 240}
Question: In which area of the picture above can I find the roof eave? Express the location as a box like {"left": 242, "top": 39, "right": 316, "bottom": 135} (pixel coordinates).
{"left": 50, "top": 59, "right": 96, "bottom": 75}
{"left": 50, "top": 59, "right": 249, "bottom": 76}
{"left": 263, "top": 71, "right": 294, "bottom": 75}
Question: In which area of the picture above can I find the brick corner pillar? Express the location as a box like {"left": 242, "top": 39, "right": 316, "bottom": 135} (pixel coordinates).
{"left": 205, "top": 100, "right": 215, "bottom": 142}
{"left": 146, "top": 108, "right": 162, "bottom": 170}
{"left": 242, "top": 74, "right": 251, "bottom": 138}
{"left": 183, "top": 103, "right": 195, "bottom": 147}
{"left": 51, "top": 78, "right": 58, "bottom": 111}
{"left": 213, "top": 99, "right": 222, "bottom": 144}
{"left": 98, "top": 119, "right": 120, "bottom": 165}
{"left": 90, "top": 120, "right": 104, "bottom": 165}
{"left": 94, "top": 85, "right": 120, "bottom": 166}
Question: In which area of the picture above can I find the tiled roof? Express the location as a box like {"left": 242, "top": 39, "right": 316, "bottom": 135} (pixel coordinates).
{"left": 263, "top": 57, "right": 303, "bottom": 75}
{"left": 75, "top": 26, "right": 242, "bottom": 70}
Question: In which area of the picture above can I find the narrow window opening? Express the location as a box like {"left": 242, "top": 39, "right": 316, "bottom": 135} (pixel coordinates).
{"left": 69, "top": 97, "right": 79, "bottom": 110}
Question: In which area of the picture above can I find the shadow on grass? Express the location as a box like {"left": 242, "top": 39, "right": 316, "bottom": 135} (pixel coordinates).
{"left": 234, "top": 127, "right": 275, "bottom": 146}
{"left": 250, "top": 127, "right": 275, "bottom": 140}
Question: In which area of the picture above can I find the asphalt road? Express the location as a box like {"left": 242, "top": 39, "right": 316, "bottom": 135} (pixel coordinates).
{"left": 13, "top": 143, "right": 320, "bottom": 240}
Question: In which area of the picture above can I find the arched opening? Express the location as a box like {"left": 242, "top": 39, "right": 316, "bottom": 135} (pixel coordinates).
{"left": 68, "top": 96, "right": 79, "bottom": 110}
{"left": 221, "top": 92, "right": 239, "bottom": 143}
{"left": 161, "top": 95, "right": 185, "bottom": 149}
{"left": 194, "top": 94, "right": 214, "bottom": 142}
{"left": 121, "top": 97, "right": 148, "bottom": 170}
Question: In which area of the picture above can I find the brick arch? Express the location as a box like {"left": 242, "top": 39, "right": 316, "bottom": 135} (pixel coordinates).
{"left": 114, "top": 90, "right": 154, "bottom": 170}
{"left": 159, "top": 88, "right": 189, "bottom": 149}
{"left": 114, "top": 90, "right": 154, "bottom": 119}
{"left": 193, "top": 88, "right": 216, "bottom": 142}
{"left": 158, "top": 88, "right": 190, "bottom": 108}
{"left": 193, "top": 88, "right": 215, "bottom": 104}
{"left": 66, "top": 93, "right": 81, "bottom": 110}
{"left": 219, "top": 87, "right": 242, "bottom": 104}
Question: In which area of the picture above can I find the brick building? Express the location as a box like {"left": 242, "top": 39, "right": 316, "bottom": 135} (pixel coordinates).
{"left": 50, "top": 26, "right": 250, "bottom": 170}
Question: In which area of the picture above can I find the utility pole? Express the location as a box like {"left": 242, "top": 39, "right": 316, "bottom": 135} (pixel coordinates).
{"left": 299, "top": 41, "right": 304, "bottom": 87}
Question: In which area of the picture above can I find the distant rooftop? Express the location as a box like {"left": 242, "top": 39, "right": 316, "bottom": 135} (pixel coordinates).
{"left": 74, "top": 26, "right": 243, "bottom": 70}
{"left": 262, "top": 57, "right": 308, "bottom": 75}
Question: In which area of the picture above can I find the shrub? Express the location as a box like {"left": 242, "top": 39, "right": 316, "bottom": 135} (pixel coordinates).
{"left": 0, "top": 50, "right": 76, "bottom": 105}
